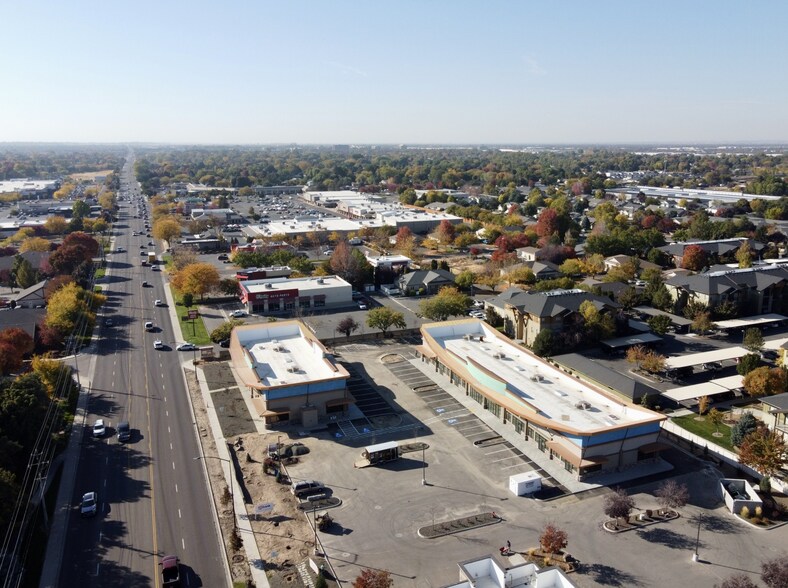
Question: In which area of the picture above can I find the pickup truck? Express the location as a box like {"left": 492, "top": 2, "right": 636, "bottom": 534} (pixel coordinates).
{"left": 160, "top": 555, "right": 180, "bottom": 586}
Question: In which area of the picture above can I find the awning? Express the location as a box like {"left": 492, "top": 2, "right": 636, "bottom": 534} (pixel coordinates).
{"left": 546, "top": 441, "right": 607, "bottom": 469}
{"left": 715, "top": 314, "right": 787, "bottom": 330}
{"left": 261, "top": 408, "right": 290, "bottom": 417}
{"left": 251, "top": 397, "right": 289, "bottom": 418}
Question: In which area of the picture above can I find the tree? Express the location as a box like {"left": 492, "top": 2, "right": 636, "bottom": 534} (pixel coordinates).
{"left": 539, "top": 523, "right": 568, "bottom": 557}
{"left": 743, "top": 366, "right": 787, "bottom": 397}
{"left": 531, "top": 330, "right": 555, "bottom": 357}
{"left": 152, "top": 217, "right": 181, "bottom": 245}
{"left": 0, "top": 327, "right": 34, "bottom": 357}
{"left": 171, "top": 263, "right": 220, "bottom": 300}
{"left": 603, "top": 487, "right": 635, "bottom": 521}
{"left": 708, "top": 408, "right": 724, "bottom": 434}
{"left": 647, "top": 314, "right": 673, "bottom": 335}
{"left": 454, "top": 270, "right": 476, "bottom": 291}
{"left": 0, "top": 341, "right": 24, "bottom": 375}
{"left": 737, "top": 353, "right": 762, "bottom": 376}
{"left": 739, "top": 426, "right": 787, "bottom": 478}
{"left": 366, "top": 307, "right": 406, "bottom": 337}
{"left": 736, "top": 241, "right": 754, "bottom": 269}
{"left": 640, "top": 351, "right": 666, "bottom": 374}
{"left": 651, "top": 285, "right": 673, "bottom": 311}
{"left": 731, "top": 412, "right": 758, "bottom": 447}
{"left": 691, "top": 311, "right": 715, "bottom": 335}
{"left": 19, "top": 237, "right": 51, "bottom": 253}
{"left": 419, "top": 287, "right": 470, "bottom": 321}
{"left": 761, "top": 553, "right": 788, "bottom": 588}
{"left": 31, "top": 354, "right": 75, "bottom": 398}
{"left": 218, "top": 278, "right": 240, "bottom": 296}
{"left": 436, "top": 220, "right": 456, "bottom": 245}
{"left": 182, "top": 293, "right": 194, "bottom": 308}
{"left": 617, "top": 287, "right": 641, "bottom": 310}
{"left": 716, "top": 574, "right": 757, "bottom": 588}
{"left": 44, "top": 282, "right": 95, "bottom": 337}
{"left": 654, "top": 480, "right": 689, "bottom": 511}
{"left": 329, "top": 241, "right": 373, "bottom": 287}
{"left": 698, "top": 395, "right": 710, "bottom": 416}
{"left": 559, "top": 258, "right": 585, "bottom": 276}
{"left": 72, "top": 200, "right": 90, "bottom": 219}
{"left": 210, "top": 319, "right": 244, "bottom": 343}
{"left": 579, "top": 300, "right": 615, "bottom": 342}
{"left": 44, "top": 215, "right": 69, "bottom": 235}
{"left": 743, "top": 328, "right": 764, "bottom": 353}
{"left": 336, "top": 317, "right": 360, "bottom": 338}
{"left": 62, "top": 232, "right": 99, "bottom": 258}
{"left": 352, "top": 569, "right": 393, "bottom": 588}
{"left": 682, "top": 245, "right": 707, "bottom": 271}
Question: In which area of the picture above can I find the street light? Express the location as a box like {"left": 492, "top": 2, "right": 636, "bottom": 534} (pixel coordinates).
{"left": 194, "top": 454, "right": 235, "bottom": 529}
{"left": 692, "top": 513, "right": 702, "bottom": 562}
{"left": 421, "top": 445, "right": 427, "bottom": 486}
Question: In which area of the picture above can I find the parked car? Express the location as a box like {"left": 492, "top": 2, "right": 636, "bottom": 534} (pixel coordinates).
{"left": 358, "top": 301, "right": 368, "bottom": 310}
{"left": 218, "top": 254, "right": 229, "bottom": 260}
{"left": 176, "top": 343, "right": 197, "bottom": 351}
{"left": 230, "top": 310, "right": 246, "bottom": 318}
{"left": 142, "top": 281, "right": 150, "bottom": 287}
{"left": 92, "top": 419, "right": 106, "bottom": 437}
{"left": 219, "top": 339, "right": 230, "bottom": 348}
{"left": 291, "top": 480, "right": 325, "bottom": 498}
{"left": 80, "top": 491, "right": 98, "bottom": 518}
{"left": 701, "top": 362, "right": 723, "bottom": 372}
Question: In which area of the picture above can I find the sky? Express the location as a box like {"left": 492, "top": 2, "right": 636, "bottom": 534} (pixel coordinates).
{"left": 1, "top": 0, "right": 787, "bottom": 145}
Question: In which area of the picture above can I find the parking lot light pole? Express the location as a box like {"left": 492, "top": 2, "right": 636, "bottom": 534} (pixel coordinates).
{"left": 421, "top": 445, "right": 426, "bottom": 486}
{"left": 692, "top": 513, "right": 702, "bottom": 562}
{"left": 194, "top": 455, "right": 235, "bottom": 529}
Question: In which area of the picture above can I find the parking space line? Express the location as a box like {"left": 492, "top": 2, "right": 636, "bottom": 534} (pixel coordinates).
{"left": 484, "top": 448, "right": 512, "bottom": 456}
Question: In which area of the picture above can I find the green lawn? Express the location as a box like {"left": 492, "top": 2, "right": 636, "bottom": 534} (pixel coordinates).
{"left": 95, "top": 267, "right": 106, "bottom": 279}
{"left": 671, "top": 414, "right": 735, "bottom": 452}
{"left": 171, "top": 290, "right": 212, "bottom": 346}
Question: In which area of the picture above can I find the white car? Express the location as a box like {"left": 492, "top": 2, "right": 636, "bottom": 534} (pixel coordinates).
{"left": 176, "top": 343, "right": 197, "bottom": 351}
{"left": 80, "top": 491, "right": 98, "bottom": 518}
{"left": 92, "top": 419, "right": 106, "bottom": 437}
{"left": 154, "top": 299, "right": 164, "bottom": 307}
{"left": 151, "top": 265, "right": 161, "bottom": 272}
{"left": 153, "top": 340, "right": 164, "bottom": 350}
{"left": 230, "top": 310, "right": 246, "bottom": 318}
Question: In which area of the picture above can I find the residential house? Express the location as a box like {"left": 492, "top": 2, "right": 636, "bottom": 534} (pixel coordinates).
{"left": 486, "top": 287, "right": 620, "bottom": 345}
{"left": 761, "top": 392, "right": 788, "bottom": 444}
{"left": 658, "top": 238, "right": 764, "bottom": 268}
{"left": 604, "top": 255, "right": 662, "bottom": 275}
{"left": 399, "top": 269, "right": 455, "bottom": 295}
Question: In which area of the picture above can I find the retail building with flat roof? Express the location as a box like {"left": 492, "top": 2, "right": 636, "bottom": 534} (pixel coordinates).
{"left": 239, "top": 275, "right": 352, "bottom": 314}
{"left": 418, "top": 319, "right": 666, "bottom": 480}
{"left": 230, "top": 320, "right": 352, "bottom": 426}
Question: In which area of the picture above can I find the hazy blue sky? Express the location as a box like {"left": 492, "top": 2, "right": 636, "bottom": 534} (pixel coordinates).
{"left": 1, "top": 1, "right": 786, "bottom": 144}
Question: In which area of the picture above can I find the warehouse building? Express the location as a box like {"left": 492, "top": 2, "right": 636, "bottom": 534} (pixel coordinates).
{"left": 418, "top": 319, "right": 666, "bottom": 481}
{"left": 238, "top": 275, "right": 352, "bottom": 314}
{"left": 230, "top": 321, "right": 352, "bottom": 426}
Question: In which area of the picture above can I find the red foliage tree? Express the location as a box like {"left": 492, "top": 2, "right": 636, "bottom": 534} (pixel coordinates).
{"left": 61, "top": 231, "right": 99, "bottom": 258}
{"left": 0, "top": 340, "right": 23, "bottom": 375}
{"left": 535, "top": 208, "right": 559, "bottom": 238}
{"left": 436, "top": 220, "right": 456, "bottom": 245}
{"left": 682, "top": 244, "right": 708, "bottom": 271}
{"left": 353, "top": 569, "right": 393, "bottom": 588}
{"left": 394, "top": 226, "right": 413, "bottom": 247}
{"left": 641, "top": 215, "right": 658, "bottom": 229}
{"left": 0, "top": 327, "right": 34, "bottom": 356}
{"left": 49, "top": 244, "right": 90, "bottom": 275}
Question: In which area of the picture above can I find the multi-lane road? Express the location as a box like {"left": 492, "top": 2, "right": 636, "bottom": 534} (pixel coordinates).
{"left": 58, "top": 156, "right": 227, "bottom": 587}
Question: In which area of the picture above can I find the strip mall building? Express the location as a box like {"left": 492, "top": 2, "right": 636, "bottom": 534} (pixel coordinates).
{"left": 418, "top": 319, "right": 666, "bottom": 480}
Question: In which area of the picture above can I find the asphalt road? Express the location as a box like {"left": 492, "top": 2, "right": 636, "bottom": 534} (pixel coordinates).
{"left": 58, "top": 157, "right": 226, "bottom": 587}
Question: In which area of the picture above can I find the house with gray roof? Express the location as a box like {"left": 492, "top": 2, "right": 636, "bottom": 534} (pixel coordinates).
{"left": 658, "top": 238, "right": 764, "bottom": 268}
{"left": 398, "top": 269, "right": 455, "bottom": 295}
{"left": 486, "top": 287, "right": 620, "bottom": 345}
{"left": 665, "top": 265, "right": 788, "bottom": 317}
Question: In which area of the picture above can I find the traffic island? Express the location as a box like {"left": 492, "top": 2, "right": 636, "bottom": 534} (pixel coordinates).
{"left": 418, "top": 511, "right": 501, "bottom": 538}
{"left": 603, "top": 509, "right": 679, "bottom": 533}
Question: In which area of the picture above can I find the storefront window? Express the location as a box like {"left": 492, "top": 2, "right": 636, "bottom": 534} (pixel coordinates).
{"left": 268, "top": 301, "right": 280, "bottom": 312}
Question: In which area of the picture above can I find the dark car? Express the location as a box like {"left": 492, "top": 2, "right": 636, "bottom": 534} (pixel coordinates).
{"left": 219, "top": 339, "right": 230, "bottom": 348}
{"left": 160, "top": 555, "right": 180, "bottom": 586}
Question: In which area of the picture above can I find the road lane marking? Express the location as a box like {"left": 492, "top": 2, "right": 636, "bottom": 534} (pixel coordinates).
{"left": 170, "top": 443, "right": 172, "bottom": 450}
{"left": 168, "top": 426, "right": 171, "bottom": 434}
{"left": 166, "top": 411, "right": 168, "bottom": 417}
{"left": 172, "top": 461, "right": 175, "bottom": 470}
{"left": 182, "top": 538, "right": 185, "bottom": 550}
{"left": 175, "top": 484, "right": 178, "bottom": 493}
{"left": 178, "top": 508, "right": 181, "bottom": 519}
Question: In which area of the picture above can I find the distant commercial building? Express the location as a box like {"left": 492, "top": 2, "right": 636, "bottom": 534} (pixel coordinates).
{"left": 239, "top": 275, "right": 352, "bottom": 314}
{"left": 236, "top": 266, "right": 292, "bottom": 281}
{"left": 254, "top": 185, "right": 305, "bottom": 196}
{"left": 0, "top": 179, "right": 59, "bottom": 199}
{"left": 229, "top": 320, "right": 352, "bottom": 426}
{"left": 418, "top": 319, "right": 666, "bottom": 480}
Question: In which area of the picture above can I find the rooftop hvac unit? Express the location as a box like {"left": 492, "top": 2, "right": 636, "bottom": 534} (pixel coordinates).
{"left": 287, "top": 365, "right": 300, "bottom": 373}
{"left": 574, "top": 401, "right": 591, "bottom": 410}
{"left": 265, "top": 283, "right": 273, "bottom": 289}
{"left": 494, "top": 352, "right": 506, "bottom": 359}
{"left": 463, "top": 334, "right": 472, "bottom": 341}
{"left": 317, "top": 278, "right": 324, "bottom": 284}
{"left": 274, "top": 344, "right": 284, "bottom": 352}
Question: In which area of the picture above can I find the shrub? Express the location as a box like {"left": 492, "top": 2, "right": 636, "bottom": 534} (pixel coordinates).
{"left": 760, "top": 476, "right": 772, "bottom": 494}
{"left": 740, "top": 506, "right": 750, "bottom": 519}
{"left": 755, "top": 506, "right": 763, "bottom": 518}
{"left": 315, "top": 574, "right": 328, "bottom": 588}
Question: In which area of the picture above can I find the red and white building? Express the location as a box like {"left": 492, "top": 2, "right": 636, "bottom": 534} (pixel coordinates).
{"left": 238, "top": 275, "right": 352, "bottom": 314}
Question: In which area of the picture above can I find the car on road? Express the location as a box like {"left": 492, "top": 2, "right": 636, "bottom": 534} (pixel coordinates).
{"left": 153, "top": 340, "right": 164, "bottom": 349}
{"left": 160, "top": 555, "right": 180, "bottom": 586}
{"left": 142, "top": 281, "right": 150, "bottom": 287}
{"left": 151, "top": 265, "right": 161, "bottom": 271}
{"left": 230, "top": 310, "right": 246, "bottom": 318}
{"left": 148, "top": 241, "right": 154, "bottom": 246}
{"left": 115, "top": 247, "right": 124, "bottom": 253}
{"left": 702, "top": 362, "right": 723, "bottom": 372}
{"left": 80, "top": 491, "right": 98, "bottom": 518}
{"left": 117, "top": 421, "right": 130, "bottom": 442}
{"left": 92, "top": 419, "right": 106, "bottom": 437}
{"left": 176, "top": 343, "right": 197, "bottom": 351}
{"left": 105, "top": 318, "right": 114, "bottom": 326}
{"left": 145, "top": 321, "right": 155, "bottom": 331}
{"left": 154, "top": 299, "right": 164, "bottom": 306}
